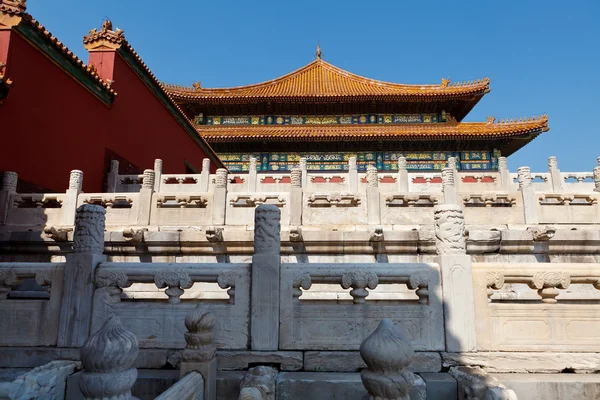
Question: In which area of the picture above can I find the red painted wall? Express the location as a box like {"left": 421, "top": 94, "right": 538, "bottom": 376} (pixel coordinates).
{"left": 0, "top": 30, "right": 217, "bottom": 193}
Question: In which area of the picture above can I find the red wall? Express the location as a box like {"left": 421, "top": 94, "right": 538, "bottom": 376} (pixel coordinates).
{"left": 0, "top": 30, "right": 216, "bottom": 193}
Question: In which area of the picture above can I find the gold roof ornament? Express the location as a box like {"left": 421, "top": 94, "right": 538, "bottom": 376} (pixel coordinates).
{"left": 316, "top": 44, "right": 322, "bottom": 60}
{"left": 441, "top": 78, "right": 450, "bottom": 88}
{"left": 83, "top": 19, "right": 126, "bottom": 51}
{"left": 0, "top": 0, "right": 27, "bottom": 28}
{"left": 487, "top": 116, "right": 496, "bottom": 124}
{"left": 192, "top": 81, "right": 201, "bottom": 91}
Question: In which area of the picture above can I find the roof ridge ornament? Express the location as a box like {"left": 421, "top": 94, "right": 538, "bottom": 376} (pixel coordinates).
{"left": 316, "top": 44, "right": 322, "bottom": 60}
{"left": 83, "top": 18, "right": 126, "bottom": 51}
{"left": 441, "top": 78, "right": 450, "bottom": 88}
{"left": 0, "top": 0, "right": 26, "bottom": 28}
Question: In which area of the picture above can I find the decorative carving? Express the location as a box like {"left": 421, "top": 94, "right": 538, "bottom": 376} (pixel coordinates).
{"left": 0, "top": 360, "right": 81, "bottom": 400}
{"left": 122, "top": 228, "right": 145, "bottom": 243}
{"left": 292, "top": 272, "right": 311, "bottom": 300}
{"left": 254, "top": 205, "right": 281, "bottom": 253}
{"left": 69, "top": 170, "right": 83, "bottom": 191}
{"left": 528, "top": 271, "right": 570, "bottom": 303}
{"left": 486, "top": 272, "right": 505, "bottom": 303}
{"left": 341, "top": 270, "right": 378, "bottom": 304}
{"left": 360, "top": 319, "right": 416, "bottom": 400}
{"left": 548, "top": 156, "right": 558, "bottom": 170}
{"left": 442, "top": 167, "right": 455, "bottom": 187}
{"left": 2, "top": 172, "right": 18, "bottom": 192}
{"left": 299, "top": 157, "right": 307, "bottom": 170}
{"left": 192, "top": 81, "right": 201, "bottom": 90}
{"left": 463, "top": 193, "right": 516, "bottom": 207}
{"left": 96, "top": 270, "right": 131, "bottom": 302}
{"left": 34, "top": 269, "right": 53, "bottom": 292}
{"left": 517, "top": 166, "right": 532, "bottom": 189}
{"left": 43, "top": 225, "right": 70, "bottom": 242}
{"left": 407, "top": 273, "right": 430, "bottom": 304}
{"left": 370, "top": 226, "right": 384, "bottom": 242}
{"left": 290, "top": 167, "right": 302, "bottom": 188}
{"left": 307, "top": 193, "right": 361, "bottom": 207}
{"left": 206, "top": 227, "right": 224, "bottom": 243}
{"left": 156, "top": 194, "right": 207, "bottom": 208}
{"left": 450, "top": 367, "right": 518, "bottom": 400}
{"left": 239, "top": 366, "right": 278, "bottom": 400}
{"left": 142, "top": 169, "right": 155, "bottom": 189}
{"left": 447, "top": 157, "right": 457, "bottom": 170}
{"left": 385, "top": 194, "right": 439, "bottom": 207}
{"left": 487, "top": 116, "right": 496, "bottom": 124}
{"left": 153, "top": 159, "right": 163, "bottom": 173}
{"left": 230, "top": 195, "right": 286, "bottom": 208}
{"left": 73, "top": 205, "right": 106, "bottom": 254}
{"left": 79, "top": 316, "right": 139, "bottom": 400}
{"left": 181, "top": 304, "right": 217, "bottom": 362}
{"left": 366, "top": 166, "right": 378, "bottom": 188}
{"left": 348, "top": 156, "right": 357, "bottom": 171}
{"left": 289, "top": 226, "right": 303, "bottom": 242}
{"left": 249, "top": 157, "right": 257, "bottom": 172}
{"left": 441, "top": 78, "right": 450, "bottom": 87}
{"left": 593, "top": 166, "right": 600, "bottom": 193}
{"left": 498, "top": 157, "right": 507, "bottom": 170}
{"left": 217, "top": 270, "right": 236, "bottom": 304}
{"left": 202, "top": 158, "right": 211, "bottom": 172}
{"left": 215, "top": 168, "right": 228, "bottom": 189}
{"left": 434, "top": 205, "right": 466, "bottom": 255}
{"left": 154, "top": 269, "right": 193, "bottom": 304}
{"left": 0, "top": 269, "right": 17, "bottom": 299}
{"left": 527, "top": 226, "right": 556, "bottom": 241}
{"left": 398, "top": 156, "right": 407, "bottom": 170}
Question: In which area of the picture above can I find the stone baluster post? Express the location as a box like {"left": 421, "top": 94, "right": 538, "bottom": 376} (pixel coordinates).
{"left": 360, "top": 319, "right": 425, "bottom": 400}
{"left": 299, "top": 157, "right": 307, "bottom": 191}
{"left": 348, "top": 157, "right": 358, "bottom": 192}
{"left": 154, "top": 159, "right": 163, "bottom": 192}
{"left": 199, "top": 158, "right": 211, "bottom": 192}
{"left": 180, "top": 305, "right": 217, "bottom": 400}
{"left": 442, "top": 167, "right": 458, "bottom": 205}
{"left": 239, "top": 366, "right": 278, "bottom": 400}
{"left": 498, "top": 156, "right": 512, "bottom": 191}
{"left": 518, "top": 166, "right": 538, "bottom": 224}
{"left": 137, "top": 169, "right": 154, "bottom": 226}
{"left": 248, "top": 157, "right": 258, "bottom": 192}
{"left": 58, "top": 205, "right": 107, "bottom": 347}
{"left": 434, "top": 205, "right": 477, "bottom": 352}
{"left": 251, "top": 205, "right": 281, "bottom": 350}
{"left": 447, "top": 156, "right": 459, "bottom": 190}
{"left": 593, "top": 166, "right": 600, "bottom": 193}
{"left": 290, "top": 167, "right": 302, "bottom": 226}
{"left": 548, "top": 156, "right": 563, "bottom": 192}
{"left": 397, "top": 156, "right": 409, "bottom": 192}
{"left": 212, "top": 168, "right": 228, "bottom": 225}
{"left": 366, "top": 166, "right": 381, "bottom": 225}
{"left": 79, "top": 316, "right": 139, "bottom": 400}
{"left": 0, "top": 172, "right": 17, "bottom": 225}
{"left": 62, "top": 170, "right": 83, "bottom": 226}
{"left": 106, "top": 160, "right": 119, "bottom": 193}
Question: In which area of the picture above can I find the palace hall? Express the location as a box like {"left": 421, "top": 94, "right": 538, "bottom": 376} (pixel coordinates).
{"left": 165, "top": 46, "right": 549, "bottom": 173}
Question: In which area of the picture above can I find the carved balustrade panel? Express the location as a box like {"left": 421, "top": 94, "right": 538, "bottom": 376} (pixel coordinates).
{"left": 150, "top": 192, "right": 213, "bottom": 226}
{"left": 115, "top": 174, "right": 144, "bottom": 193}
{"left": 461, "top": 192, "right": 524, "bottom": 225}
{"left": 91, "top": 262, "right": 250, "bottom": 349}
{"left": 303, "top": 193, "right": 367, "bottom": 225}
{"left": 0, "top": 263, "right": 65, "bottom": 346}
{"left": 5, "top": 194, "right": 66, "bottom": 228}
{"left": 279, "top": 263, "right": 444, "bottom": 351}
{"left": 78, "top": 193, "right": 140, "bottom": 226}
{"left": 381, "top": 193, "right": 440, "bottom": 225}
{"left": 536, "top": 193, "right": 600, "bottom": 224}
{"left": 473, "top": 263, "right": 600, "bottom": 352}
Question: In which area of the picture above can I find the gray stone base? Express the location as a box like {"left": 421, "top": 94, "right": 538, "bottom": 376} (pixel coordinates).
{"left": 420, "top": 373, "right": 457, "bottom": 400}
{"left": 304, "top": 351, "right": 441, "bottom": 373}
{"left": 493, "top": 373, "right": 600, "bottom": 400}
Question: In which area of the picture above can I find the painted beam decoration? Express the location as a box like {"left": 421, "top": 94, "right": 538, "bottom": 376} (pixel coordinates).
{"left": 219, "top": 150, "right": 501, "bottom": 172}
{"left": 200, "top": 113, "right": 444, "bottom": 126}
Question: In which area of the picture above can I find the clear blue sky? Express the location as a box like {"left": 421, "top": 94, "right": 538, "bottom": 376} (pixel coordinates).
{"left": 27, "top": 0, "right": 599, "bottom": 173}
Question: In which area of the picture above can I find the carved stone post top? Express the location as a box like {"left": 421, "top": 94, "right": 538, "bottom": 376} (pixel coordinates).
{"left": 597, "top": 157, "right": 600, "bottom": 167}
{"left": 290, "top": 167, "right": 302, "bottom": 188}
{"left": 215, "top": 168, "right": 228, "bottom": 188}
{"left": 142, "top": 169, "right": 155, "bottom": 189}
{"left": 441, "top": 167, "right": 455, "bottom": 187}
{"left": 398, "top": 156, "right": 407, "bottom": 170}
{"left": 593, "top": 167, "right": 600, "bottom": 192}
{"left": 69, "top": 170, "right": 83, "bottom": 191}
{"left": 202, "top": 158, "right": 211, "bottom": 171}
{"left": 348, "top": 156, "right": 357, "bottom": 171}
{"left": 2, "top": 171, "right": 18, "bottom": 192}
{"left": 74, "top": 204, "right": 106, "bottom": 254}
{"left": 548, "top": 156, "right": 558, "bottom": 170}
{"left": 447, "top": 156, "right": 457, "bottom": 170}
{"left": 498, "top": 156, "right": 507, "bottom": 169}
{"left": 81, "top": 315, "right": 139, "bottom": 373}
{"left": 299, "top": 157, "right": 307, "bottom": 170}
{"left": 434, "top": 204, "right": 466, "bottom": 255}
{"left": 366, "top": 165, "right": 378, "bottom": 187}
{"left": 517, "top": 166, "right": 532, "bottom": 188}
{"left": 154, "top": 159, "right": 163, "bottom": 172}
{"left": 240, "top": 366, "right": 278, "bottom": 400}
{"left": 109, "top": 160, "right": 119, "bottom": 173}
{"left": 249, "top": 157, "right": 258, "bottom": 172}
{"left": 254, "top": 204, "right": 281, "bottom": 253}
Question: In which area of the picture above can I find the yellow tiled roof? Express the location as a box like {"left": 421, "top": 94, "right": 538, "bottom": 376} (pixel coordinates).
{"left": 165, "top": 59, "right": 490, "bottom": 101}
{"left": 199, "top": 116, "right": 548, "bottom": 142}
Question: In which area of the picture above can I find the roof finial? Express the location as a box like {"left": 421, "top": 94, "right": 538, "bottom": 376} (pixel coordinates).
{"left": 316, "top": 44, "right": 322, "bottom": 60}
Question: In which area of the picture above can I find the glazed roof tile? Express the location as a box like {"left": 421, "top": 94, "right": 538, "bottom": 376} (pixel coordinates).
{"left": 199, "top": 116, "right": 548, "bottom": 142}
{"left": 164, "top": 59, "right": 490, "bottom": 101}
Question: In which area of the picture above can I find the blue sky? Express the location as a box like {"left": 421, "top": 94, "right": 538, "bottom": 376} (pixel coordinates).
{"left": 27, "top": 0, "right": 599, "bottom": 172}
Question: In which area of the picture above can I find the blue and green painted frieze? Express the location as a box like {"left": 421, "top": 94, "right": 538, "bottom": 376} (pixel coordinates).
{"left": 197, "top": 113, "right": 445, "bottom": 126}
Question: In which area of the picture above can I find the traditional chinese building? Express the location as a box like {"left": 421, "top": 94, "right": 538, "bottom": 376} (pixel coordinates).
{"left": 165, "top": 48, "right": 548, "bottom": 172}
